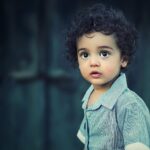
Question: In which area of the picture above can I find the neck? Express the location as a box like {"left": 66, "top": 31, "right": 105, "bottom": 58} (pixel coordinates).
{"left": 93, "top": 74, "right": 120, "bottom": 93}
{"left": 93, "top": 84, "right": 111, "bottom": 94}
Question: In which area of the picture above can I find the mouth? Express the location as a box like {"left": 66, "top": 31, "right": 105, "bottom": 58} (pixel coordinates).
{"left": 90, "top": 71, "right": 102, "bottom": 78}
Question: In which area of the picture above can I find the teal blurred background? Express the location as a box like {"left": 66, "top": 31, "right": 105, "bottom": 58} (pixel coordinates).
{"left": 0, "top": 0, "right": 150, "bottom": 149}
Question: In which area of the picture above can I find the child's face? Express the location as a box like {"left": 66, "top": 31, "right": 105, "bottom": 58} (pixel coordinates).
{"left": 77, "top": 32, "right": 128, "bottom": 90}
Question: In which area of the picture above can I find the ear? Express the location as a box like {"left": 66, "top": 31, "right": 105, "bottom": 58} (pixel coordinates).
{"left": 121, "top": 56, "right": 128, "bottom": 68}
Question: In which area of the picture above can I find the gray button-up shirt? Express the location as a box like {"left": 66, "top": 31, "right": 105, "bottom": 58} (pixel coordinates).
{"left": 77, "top": 73, "right": 150, "bottom": 150}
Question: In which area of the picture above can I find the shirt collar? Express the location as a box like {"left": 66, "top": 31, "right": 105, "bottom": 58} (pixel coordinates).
{"left": 82, "top": 73, "right": 128, "bottom": 110}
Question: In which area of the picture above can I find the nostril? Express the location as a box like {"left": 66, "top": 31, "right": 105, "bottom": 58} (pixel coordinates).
{"left": 90, "top": 63, "right": 100, "bottom": 67}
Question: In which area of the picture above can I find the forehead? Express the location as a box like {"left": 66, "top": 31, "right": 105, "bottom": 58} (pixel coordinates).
{"left": 77, "top": 32, "right": 118, "bottom": 50}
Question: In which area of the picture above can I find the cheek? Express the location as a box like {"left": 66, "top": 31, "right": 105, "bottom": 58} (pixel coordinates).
{"left": 79, "top": 63, "right": 87, "bottom": 75}
{"left": 104, "top": 64, "right": 120, "bottom": 75}
{"left": 106, "top": 67, "right": 115, "bottom": 74}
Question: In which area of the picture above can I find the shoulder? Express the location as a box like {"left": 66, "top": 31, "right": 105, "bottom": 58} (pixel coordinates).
{"left": 115, "top": 88, "right": 150, "bottom": 131}
{"left": 116, "top": 88, "right": 149, "bottom": 114}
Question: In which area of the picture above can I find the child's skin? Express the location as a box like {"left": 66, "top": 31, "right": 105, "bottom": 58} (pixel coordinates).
{"left": 77, "top": 32, "right": 128, "bottom": 106}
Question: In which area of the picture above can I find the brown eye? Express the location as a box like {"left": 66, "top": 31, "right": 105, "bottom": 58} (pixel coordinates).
{"left": 101, "top": 51, "right": 108, "bottom": 57}
{"left": 80, "top": 52, "right": 89, "bottom": 59}
{"left": 99, "top": 50, "right": 110, "bottom": 58}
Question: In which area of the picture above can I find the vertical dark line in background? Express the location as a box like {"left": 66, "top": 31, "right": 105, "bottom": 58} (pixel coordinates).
{"left": 4, "top": 0, "right": 16, "bottom": 74}
{"left": 37, "top": 0, "right": 52, "bottom": 149}
{"left": 3, "top": 0, "right": 18, "bottom": 149}
{"left": 43, "top": 0, "right": 51, "bottom": 148}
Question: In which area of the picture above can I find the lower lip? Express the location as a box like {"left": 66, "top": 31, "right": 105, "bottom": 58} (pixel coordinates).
{"left": 90, "top": 73, "right": 102, "bottom": 78}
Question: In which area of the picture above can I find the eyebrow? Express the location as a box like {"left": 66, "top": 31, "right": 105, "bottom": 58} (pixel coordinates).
{"left": 77, "top": 48, "right": 87, "bottom": 53}
{"left": 98, "top": 46, "right": 113, "bottom": 50}
{"left": 77, "top": 45, "right": 113, "bottom": 52}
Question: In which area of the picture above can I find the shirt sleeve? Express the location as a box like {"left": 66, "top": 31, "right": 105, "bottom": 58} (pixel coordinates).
{"left": 122, "top": 103, "right": 150, "bottom": 148}
{"left": 77, "top": 117, "right": 86, "bottom": 144}
{"left": 125, "top": 142, "right": 150, "bottom": 150}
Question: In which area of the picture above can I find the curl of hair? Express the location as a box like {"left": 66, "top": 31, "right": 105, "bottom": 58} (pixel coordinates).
{"left": 65, "top": 3, "right": 138, "bottom": 67}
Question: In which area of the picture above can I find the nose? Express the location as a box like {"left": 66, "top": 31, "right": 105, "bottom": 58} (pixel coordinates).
{"left": 90, "top": 56, "right": 100, "bottom": 67}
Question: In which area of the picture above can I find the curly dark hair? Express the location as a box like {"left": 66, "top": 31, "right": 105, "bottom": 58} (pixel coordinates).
{"left": 65, "top": 3, "right": 138, "bottom": 68}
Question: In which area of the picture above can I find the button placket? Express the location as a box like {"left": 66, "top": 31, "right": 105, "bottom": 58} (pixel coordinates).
{"left": 85, "top": 109, "right": 91, "bottom": 150}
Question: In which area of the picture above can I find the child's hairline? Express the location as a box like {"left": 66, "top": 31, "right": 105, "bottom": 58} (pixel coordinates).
{"left": 76, "top": 31, "right": 125, "bottom": 54}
